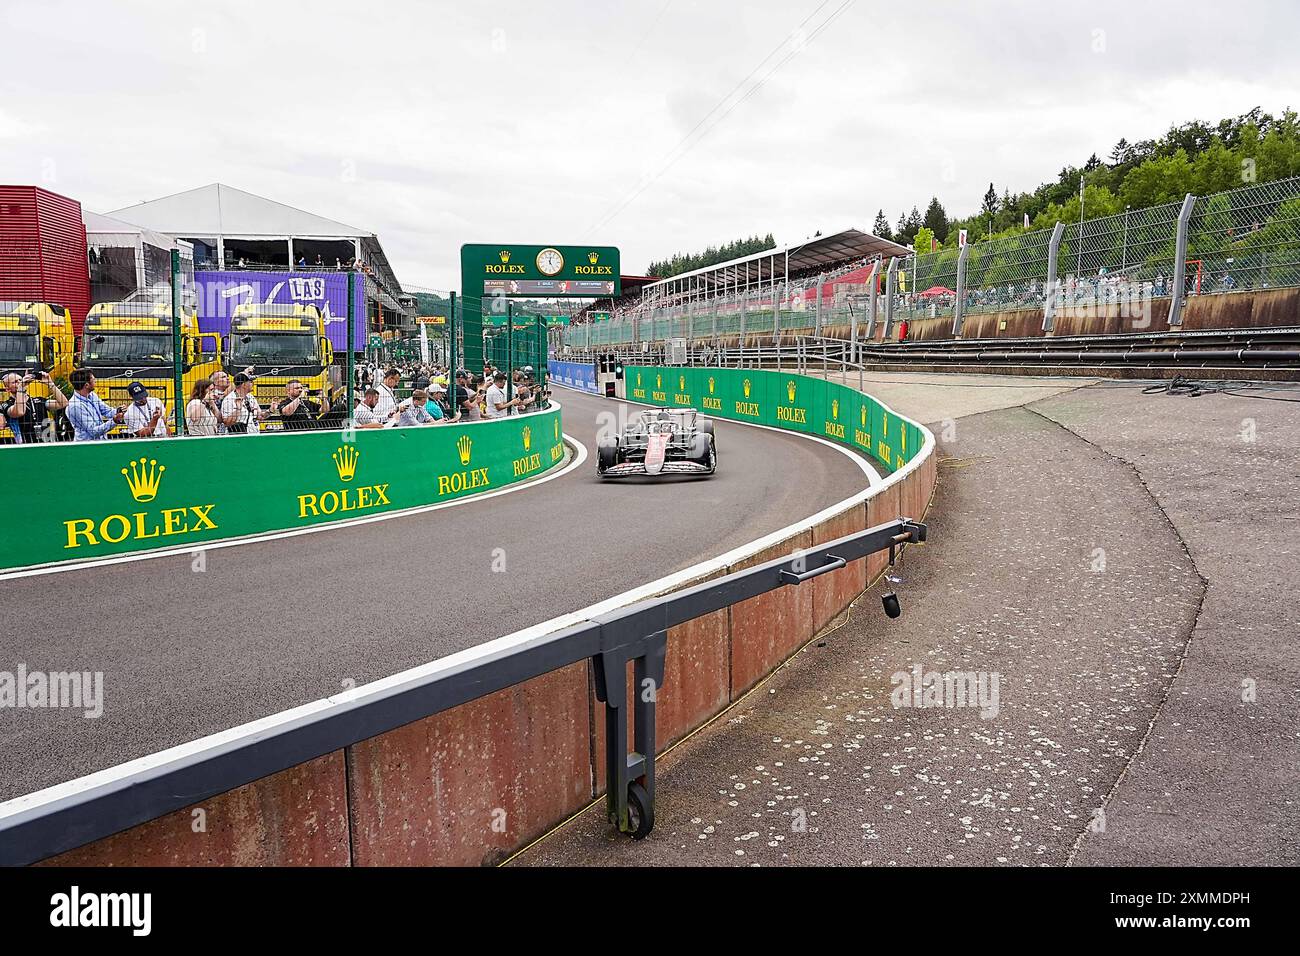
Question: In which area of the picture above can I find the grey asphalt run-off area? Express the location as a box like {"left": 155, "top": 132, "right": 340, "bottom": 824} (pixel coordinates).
{"left": 0, "top": 388, "right": 871, "bottom": 802}
{"left": 516, "top": 372, "right": 1299, "bottom": 867}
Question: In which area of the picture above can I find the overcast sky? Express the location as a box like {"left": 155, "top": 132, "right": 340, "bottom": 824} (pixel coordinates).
{"left": 3, "top": 0, "right": 1299, "bottom": 289}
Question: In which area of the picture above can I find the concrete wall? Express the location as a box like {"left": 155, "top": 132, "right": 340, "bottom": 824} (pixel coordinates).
{"left": 39, "top": 378, "right": 937, "bottom": 867}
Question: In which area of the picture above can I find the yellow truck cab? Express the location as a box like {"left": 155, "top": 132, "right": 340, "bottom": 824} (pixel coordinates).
{"left": 79, "top": 297, "right": 222, "bottom": 432}
{"left": 0, "top": 299, "right": 76, "bottom": 413}
{"left": 225, "top": 304, "right": 338, "bottom": 424}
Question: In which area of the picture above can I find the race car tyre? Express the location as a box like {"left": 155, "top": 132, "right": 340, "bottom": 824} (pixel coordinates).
{"left": 689, "top": 433, "right": 717, "bottom": 474}
{"left": 698, "top": 419, "right": 714, "bottom": 449}
{"left": 625, "top": 781, "right": 654, "bottom": 839}
{"left": 596, "top": 439, "right": 619, "bottom": 476}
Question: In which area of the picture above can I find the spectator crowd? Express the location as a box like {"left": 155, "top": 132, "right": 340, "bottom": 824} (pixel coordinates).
{"left": 2, "top": 360, "right": 550, "bottom": 444}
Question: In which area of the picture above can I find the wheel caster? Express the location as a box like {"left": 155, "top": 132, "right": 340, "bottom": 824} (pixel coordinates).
{"left": 625, "top": 781, "right": 654, "bottom": 839}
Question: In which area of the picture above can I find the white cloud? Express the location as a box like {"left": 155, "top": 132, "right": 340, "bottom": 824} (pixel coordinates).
{"left": 1, "top": 0, "right": 1297, "bottom": 287}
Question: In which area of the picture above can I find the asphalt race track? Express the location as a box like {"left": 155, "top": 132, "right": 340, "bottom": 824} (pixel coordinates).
{"left": 0, "top": 389, "right": 871, "bottom": 801}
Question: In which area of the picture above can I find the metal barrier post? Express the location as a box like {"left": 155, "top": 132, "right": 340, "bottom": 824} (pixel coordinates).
{"left": 866, "top": 259, "right": 880, "bottom": 344}
{"left": 170, "top": 249, "right": 184, "bottom": 435}
{"left": 349, "top": 274, "right": 360, "bottom": 421}
{"left": 1042, "top": 222, "right": 1064, "bottom": 333}
{"left": 593, "top": 629, "right": 667, "bottom": 838}
{"left": 953, "top": 243, "right": 971, "bottom": 338}
{"left": 883, "top": 258, "right": 899, "bottom": 340}
{"left": 1168, "top": 193, "right": 1197, "bottom": 327}
{"left": 815, "top": 273, "right": 824, "bottom": 336}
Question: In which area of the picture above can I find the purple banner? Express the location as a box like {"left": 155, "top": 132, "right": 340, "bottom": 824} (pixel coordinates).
{"left": 195, "top": 271, "right": 365, "bottom": 351}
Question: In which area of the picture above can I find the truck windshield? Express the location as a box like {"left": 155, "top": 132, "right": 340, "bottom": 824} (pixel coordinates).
{"left": 0, "top": 333, "right": 38, "bottom": 366}
{"left": 82, "top": 333, "right": 172, "bottom": 367}
{"left": 229, "top": 333, "right": 318, "bottom": 366}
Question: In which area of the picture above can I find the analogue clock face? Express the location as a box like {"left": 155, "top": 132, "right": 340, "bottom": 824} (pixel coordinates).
{"left": 536, "top": 248, "right": 564, "bottom": 276}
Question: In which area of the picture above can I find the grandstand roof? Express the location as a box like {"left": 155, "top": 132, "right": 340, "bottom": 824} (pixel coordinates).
{"left": 643, "top": 227, "right": 909, "bottom": 294}
{"left": 106, "top": 183, "right": 374, "bottom": 239}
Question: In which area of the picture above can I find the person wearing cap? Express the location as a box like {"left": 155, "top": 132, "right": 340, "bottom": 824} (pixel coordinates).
{"left": 424, "top": 382, "right": 447, "bottom": 421}
{"left": 453, "top": 369, "right": 478, "bottom": 421}
{"left": 221, "top": 372, "right": 266, "bottom": 435}
{"left": 122, "top": 381, "right": 168, "bottom": 437}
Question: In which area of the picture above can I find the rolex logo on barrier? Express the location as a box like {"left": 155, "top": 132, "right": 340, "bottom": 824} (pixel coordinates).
{"left": 299, "top": 446, "right": 390, "bottom": 519}
{"left": 65, "top": 458, "right": 217, "bottom": 551}
{"left": 588, "top": 251, "right": 599, "bottom": 264}
{"left": 735, "top": 377, "right": 759, "bottom": 418}
{"left": 651, "top": 372, "right": 666, "bottom": 402}
{"left": 122, "top": 457, "right": 164, "bottom": 502}
{"left": 777, "top": 379, "right": 807, "bottom": 424}
{"left": 855, "top": 403, "right": 871, "bottom": 449}
{"left": 332, "top": 445, "right": 359, "bottom": 482}
{"left": 513, "top": 424, "right": 542, "bottom": 478}
{"left": 824, "top": 397, "right": 845, "bottom": 439}
{"left": 499, "top": 250, "right": 512, "bottom": 263}
{"left": 441, "top": 433, "right": 491, "bottom": 496}
{"left": 702, "top": 374, "right": 722, "bottom": 411}
{"left": 554, "top": 418, "right": 559, "bottom": 442}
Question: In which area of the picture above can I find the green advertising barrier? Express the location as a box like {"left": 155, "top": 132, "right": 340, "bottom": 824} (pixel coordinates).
{"left": 626, "top": 366, "right": 920, "bottom": 473}
{"left": 1, "top": 406, "right": 566, "bottom": 572}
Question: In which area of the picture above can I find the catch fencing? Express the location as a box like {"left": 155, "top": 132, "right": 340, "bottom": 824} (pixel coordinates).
{"left": 562, "top": 174, "right": 1300, "bottom": 348}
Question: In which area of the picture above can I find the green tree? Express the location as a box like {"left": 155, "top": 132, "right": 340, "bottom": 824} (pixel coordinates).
{"left": 914, "top": 226, "right": 937, "bottom": 254}
{"left": 873, "top": 209, "right": 893, "bottom": 241}
{"left": 923, "top": 197, "right": 949, "bottom": 242}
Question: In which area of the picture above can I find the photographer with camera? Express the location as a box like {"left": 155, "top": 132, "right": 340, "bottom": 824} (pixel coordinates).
{"left": 220, "top": 372, "right": 267, "bottom": 435}
{"left": 273, "top": 379, "right": 325, "bottom": 431}
{"left": 1, "top": 370, "right": 68, "bottom": 444}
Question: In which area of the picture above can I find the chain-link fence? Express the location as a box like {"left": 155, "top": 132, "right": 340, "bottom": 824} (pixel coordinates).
{"left": 569, "top": 174, "right": 1300, "bottom": 348}
{"left": 1186, "top": 176, "right": 1300, "bottom": 294}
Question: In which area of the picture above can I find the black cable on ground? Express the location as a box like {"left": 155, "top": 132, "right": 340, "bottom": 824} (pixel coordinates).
{"left": 1138, "top": 375, "right": 1300, "bottom": 402}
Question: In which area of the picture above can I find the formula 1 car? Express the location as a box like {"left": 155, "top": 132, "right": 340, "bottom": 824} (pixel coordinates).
{"left": 597, "top": 407, "right": 716, "bottom": 478}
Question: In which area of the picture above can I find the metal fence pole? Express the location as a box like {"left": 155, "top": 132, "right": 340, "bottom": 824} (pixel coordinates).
{"left": 815, "top": 273, "right": 824, "bottom": 336}
{"left": 1042, "top": 222, "right": 1064, "bottom": 333}
{"left": 170, "top": 249, "right": 184, "bottom": 436}
{"left": 866, "top": 260, "right": 880, "bottom": 343}
{"left": 349, "top": 274, "right": 360, "bottom": 420}
{"left": 953, "top": 243, "right": 970, "bottom": 337}
{"left": 883, "top": 258, "right": 899, "bottom": 340}
{"left": 1168, "top": 193, "right": 1197, "bottom": 327}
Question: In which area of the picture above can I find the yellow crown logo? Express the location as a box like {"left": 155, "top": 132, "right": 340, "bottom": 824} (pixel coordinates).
{"left": 883, "top": 416, "right": 888, "bottom": 437}
{"left": 708, "top": 376, "right": 715, "bottom": 394}
{"left": 902, "top": 428, "right": 907, "bottom": 454}
{"left": 861, "top": 406, "right": 867, "bottom": 426}
{"left": 831, "top": 398, "right": 839, "bottom": 419}
{"left": 636, "top": 373, "right": 642, "bottom": 386}
{"left": 554, "top": 418, "right": 559, "bottom": 441}
{"left": 787, "top": 380, "right": 796, "bottom": 403}
{"left": 121, "top": 457, "right": 165, "bottom": 502}
{"left": 656, "top": 373, "right": 662, "bottom": 389}
{"left": 679, "top": 374, "right": 685, "bottom": 390}
{"left": 743, "top": 379, "right": 751, "bottom": 397}
{"left": 588, "top": 252, "right": 599, "bottom": 264}
{"left": 522, "top": 425, "right": 531, "bottom": 451}
{"left": 332, "top": 445, "right": 359, "bottom": 481}
{"left": 498, "top": 250, "right": 511, "bottom": 263}
{"left": 457, "top": 434, "right": 473, "bottom": 466}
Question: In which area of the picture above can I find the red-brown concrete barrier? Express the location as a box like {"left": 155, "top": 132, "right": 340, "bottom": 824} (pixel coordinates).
{"left": 28, "top": 376, "right": 937, "bottom": 867}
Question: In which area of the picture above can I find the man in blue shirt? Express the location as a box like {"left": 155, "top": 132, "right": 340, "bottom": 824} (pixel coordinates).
{"left": 66, "top": 369, "right": 126, "bottom": 441}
